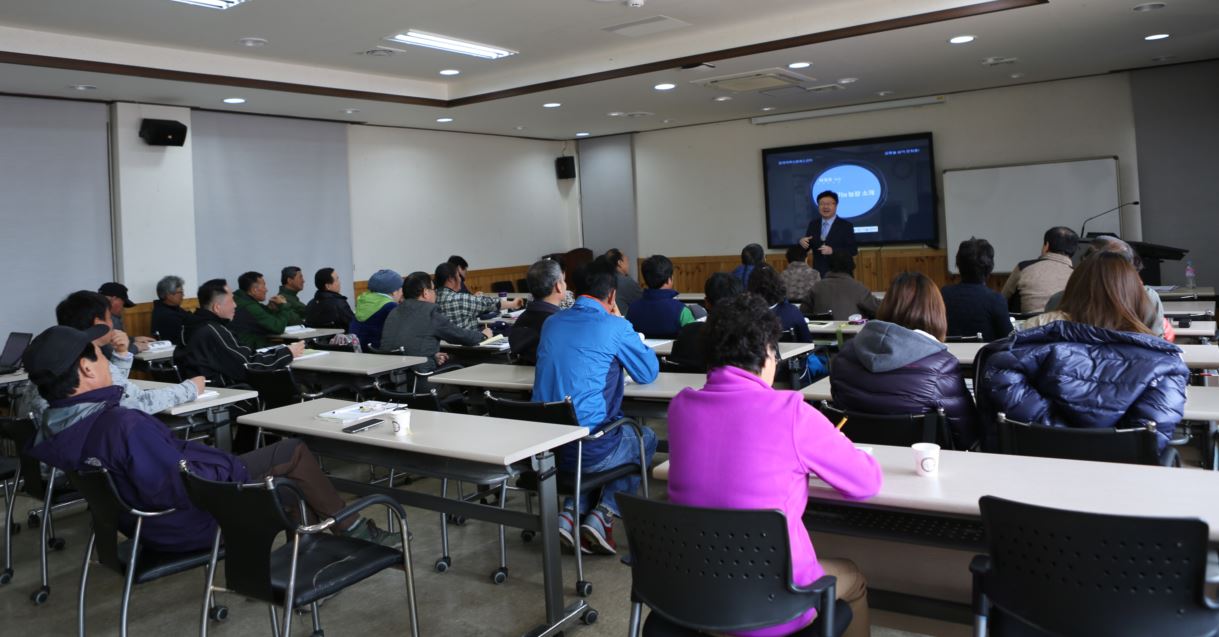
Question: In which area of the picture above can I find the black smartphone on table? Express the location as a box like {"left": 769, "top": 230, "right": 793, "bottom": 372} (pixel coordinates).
{"left": 341, "top": 418, "right": 383, "bottom": 434}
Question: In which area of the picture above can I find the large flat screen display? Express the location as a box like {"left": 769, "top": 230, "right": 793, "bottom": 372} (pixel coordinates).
{"left": 762, "top": 133, "right": 938, "bottom": 247}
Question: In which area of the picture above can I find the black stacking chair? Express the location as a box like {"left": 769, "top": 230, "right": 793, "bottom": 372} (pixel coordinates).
{"left": 803, "top": 310, "right": 834, "bottom": 321}
{"left": 180, "top": 463, "right": 419, "bottom": 637}
{"left": 658, "top": 356, "right": 704, "bottom": 374}
{"left": 946, "top": 332, "right": 984, "bottom": 343}
{"left": 242, "top": 366, "right": 345, "bottom": 448}
{"left": 491, "top": 281, "right": 516, "bottom": 294}
{"left": 515, "top": 278, "right": 529, "bottom": 293}
{"left": 484, "top": 391, "right": 649, "bottom": 597}
{"left": 68, "top": 468, "right": 225, "bottom": 637}
{"left": 618, "top": 494, "right": 851, "bottom": 637}
{"left": 996, "top": 412, "right": 1178, "bottom": 467}
{"left": 817, "top": 402, "right": 954, "bottom": 450}
{"left": 147, "top": 360, "right": 184, "bottom": 383}
{"left": 0, "top": 417, "right": 83, "bottom": 603}
{"left": 306, "top": 341, "right": 358, "bottom": 353}
{"left": 366, "top": 345, "right": 464, "bottom": 394}
{"left": 0, "top": 428, "right": 19, "bottom": 587}
{"left": 971, "top": 496, "right": 1219, "bottom": 636}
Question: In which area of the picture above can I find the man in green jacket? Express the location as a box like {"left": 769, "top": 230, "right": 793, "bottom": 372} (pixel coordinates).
{"left": 278, "top": 266, "right": 309, "bottom": 316}
{"left": 231, "top": 270, "right": 304, "bottom": 348}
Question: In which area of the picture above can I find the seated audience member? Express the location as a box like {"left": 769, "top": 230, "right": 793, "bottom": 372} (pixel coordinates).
{"left": 435, "top": 262, "right": 523, "bottom": 331}
{"left": 749, "top": 265, "right": 813, "bottom": 343}
{"left": 1001, "top": 226, "right": 1078, "bottom": 313}
{"left": 351, "top": 269, "right": 403, "bottom": 351}
{"left": 277, "top": 266, "right": 308, "bottom": 316}
{"left": 534, "top": 259, "right": 660, "bottom": 554}
{"left": 151, "top": 275, "right": 191, "bottom": 345}
{"left": 980, "top": 252, "right": 1188, "bottom": 451}
{"left": 941, "top": 238, "right": 1013, "bottom": 341}
{"left": 231, "top": 271, "right": 304, "bottom": 349}
{"left": 831, "top": 273, "right": 980, "bottom": 450}
{"left": 669, "top": 272, "right": 743, "bottom": 371}
{"left": 806, "top": 252, "right": 881, "bottom": 319}
{"left": 562, "top": 248, "right": 595, "bottom": 292}
{"left": 18, "top": 291, "right": 203, "bottom": 423}
{"left": 448, "top": 255, "right": 470, "bottom": 293}
{"left": 730, "top": 243, "right": 765, "bottom": 288}
{"left": 99, "top": 282, "right": 152, "bottom": 352}
{"left": 625, "top": 254, "right": 695, "bottom": 339}
{"left": 509, "top": 259, "right": 567, "bottom": 365}
{"left": 667, "top": 294, "right": 881, "bottom": 637}
{"left": 23, "top": 324, "right": 400, "bottom": 550}
{"left": 605, "top": 248, "right": 643, "bottom": 315}
{"left": 305, "top": 267, "right": 356, "bottom": 330}
{"left": 176, "top": 279, "right": 303, "bottom": 384}
{"left": 780, "top": 245, "right": 820, "bottom": 303}
{"left": 381, "top": 271, "right": 490, "bottom": 372}
{"left": 1042, "top": 235, "right": 1168, "bottom": 338}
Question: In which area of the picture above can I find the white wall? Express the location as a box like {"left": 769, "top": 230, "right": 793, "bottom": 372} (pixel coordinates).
{"left": 347, "top": 125, "right": 580, "bottom": 278}
{"left": 633, "top": 74, "right": 1141, "bottom": 257}
{"left": 110, "top": 102, "right": 197, "bottom": 303}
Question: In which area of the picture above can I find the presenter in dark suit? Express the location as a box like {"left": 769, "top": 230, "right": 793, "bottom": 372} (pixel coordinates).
{"left": 799, "top": 190, "right": 858, "bottom": 276}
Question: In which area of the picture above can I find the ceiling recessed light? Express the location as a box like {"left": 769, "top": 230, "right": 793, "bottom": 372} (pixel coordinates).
{"left": 1009, "top": 72, "right": 1026, "bottom": 79}
{"left": 436, "top": 117, "right": 454, "bottom": 123}
{"left": 222, "top": 97, "right": 246, "bottom": 104}
{"left": 1133, "top": 2, "right": 1167, "bottom": 11}
{"left": 876, "top": 90, "right": 894, "bottom": 97}
{"left": 170, "top": 0, "right": 249, "bottom": 9}
{"left": 662, "top": 119, "right": 675, "bottom": 124}
{"left": 69, "top": 84, "right": 96, "bottom": 91}
{"left": 543, "top": 102, "right": 561, "bottom": 108}
{"left": 576, "top": 132, "right": 591, "bottom": 137}
{"left": 606, "top": 111, "right": 625, "bottom": 117}
{"left": 787, "top": 61, "right": 812, "bottom": 69}
{"left": 238, "top": 37, "right": 267, "bottom": 48}
{"left": 713, "top": 96, "right": 733, "bottom": 102}
{"left": 653, "top": 83, "right": 676, "bottom": 91}
{"left": 386, "top": 30, "right": 516, "bottom": 60}
{"left": 341, "top": 108, "right": 360, "bottom": 115}
{"left": 837, "top": 77, "right": 858, "bottom": 84}
{"left": 760, "top": 106, "right": 776, "bottom": 112}
{"left": 514, "top": 125, "right": 527, "bottom": 131}
{"left": 948, "top": 35, "right": 976, "bottom": 45}
{"left": 438, "top": 69, "right": 461, "bottom": 76}
{"left": 1144, "top": 33, "right": 1170, "bottom": 41}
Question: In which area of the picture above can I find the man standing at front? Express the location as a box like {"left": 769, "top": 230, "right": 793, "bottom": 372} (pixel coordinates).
{"left": 533, "top": 259, "right": 659, "bottom": 555}
{"left": 799, "top": 190, "right": 858, "bottom": 277}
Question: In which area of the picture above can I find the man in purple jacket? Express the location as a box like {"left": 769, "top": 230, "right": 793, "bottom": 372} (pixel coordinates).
{"left": 23, "top": 324, "right": 399, "bottom": 551}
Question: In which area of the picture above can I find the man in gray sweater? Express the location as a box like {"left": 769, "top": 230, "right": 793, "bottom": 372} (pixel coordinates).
{"left": 381, "top": 271, "right": 491, "bottom": 372}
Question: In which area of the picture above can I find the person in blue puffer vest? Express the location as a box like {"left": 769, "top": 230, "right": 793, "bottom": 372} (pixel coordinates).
{"left": 977, "top": 252, "right": 1188, "bottom": 452}
{"left": 625, "top": 254, "right": 695, "bottom": 339}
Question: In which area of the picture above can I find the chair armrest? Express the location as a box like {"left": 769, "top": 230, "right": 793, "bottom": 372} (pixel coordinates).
{"left": 789, "top": 574, "right": 837, "bottom": 596}
{"left": 300, "top": 384, "right": 348, "bottom": 401}
{"left": 790, "top": 574, "right": 837, "bottom": 636}
{"left": 296, "top": 494, "right": 408, "bottom": 534}
{"left": 589, "top": 416, "right": 641, "bottom": 440}
{"left": 413, "top": 363, "right": 464, "bottom": 379}
{"left": 970, "top": 554, "right": 992, "bottom": 618}
{"left": 1158, "top": 446, "right": 1183, "bottom": 468}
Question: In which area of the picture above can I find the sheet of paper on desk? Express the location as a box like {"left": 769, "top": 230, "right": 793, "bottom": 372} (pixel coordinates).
{"left": 294, "top": 350, "right": 330, "bottom": 360}
{"left": 643, "top": 339, "right": 673, "bottom": 349}
{"left": 283, "top": 325, "right": 310, "bottom": 333}
{"left": 505, "top": 309, "right": 526, "bottom": 319}
{"left": 319, "top": 401, "right": 396, "bottom": 424}
{"left": 1149, "top": 285, "right": 1178, "bottom": 292}
{"left": 146, "top": 340, "right": 174, "bottom": 351}
{"left": 480, "top": 334, "right": 509, "bottom": 348}
{"left": 194, "top": 390, "right": 220, "bottom": 401}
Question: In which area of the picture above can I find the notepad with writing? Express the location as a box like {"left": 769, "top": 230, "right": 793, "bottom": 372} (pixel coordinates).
{"left": 480, "top": 334, "right": 509, "bottom": 349}
{"left": 318, "top": 401, "right": 397, "bottom": 425}
{"left": 193, "top": 390, "right": 220, "bottom": 402}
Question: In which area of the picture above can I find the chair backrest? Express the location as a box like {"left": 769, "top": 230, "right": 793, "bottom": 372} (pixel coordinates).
{"left": 0, "top": 417, "right": 50, "bottom": 498}
{"left": 374, "top": 387, "right": 443, "bottom": 412}
{"left": 147, "top": 360, "right": 184, "bottom": 383}
{"left": 490, "top": 281, "right": 515, "bottom": 294}
{"left": 180, "top": 464, "right": 298, "bottom": 603}
{"left": 243, "top": 366, "right": 303, "bottom": 410}
{"left": 308, "top": 341, "right": 358, "bottom": 353}
{"left": 997, "top": 413, "right": 1161, "bottom": 465}
{"left": 484, "top": 392, "right": 579, "bottom": 426}
{"left": 977, "top": 495, "right": 1218, "bottom": 636}
{"left": 515, "top": 278, "right": 529, "bottom": 293}
{"left": 618, "top": 493, "right": 821, "bottom": 633}
{"left": 804, "top": 310, "right": 833, "bottom": 321}
{"left": 67, "top": 468, "right": 152, "bottom": 574}
{"left": 946, "top": 332, "right": 984, "bottom": 343}
{"left": 778, "top": 328, "right": 797, "bottom": 343}
{"left": 659, "top": 357, "right": 705, "bottom": 374}
{"left": 818, "top": 402, "right": 953, "bottom": 449}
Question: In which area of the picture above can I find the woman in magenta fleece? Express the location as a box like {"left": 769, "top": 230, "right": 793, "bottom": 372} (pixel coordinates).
{"left": 667, "top": 293, "right": 883, "bottom": 637}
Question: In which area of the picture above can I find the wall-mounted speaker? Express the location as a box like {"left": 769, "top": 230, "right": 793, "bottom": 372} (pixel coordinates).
{"left": 555, "top": 156, "right": 576, "bottom": 180}
{"left": 139, "top": 119, "right": 188, "bottom": 146}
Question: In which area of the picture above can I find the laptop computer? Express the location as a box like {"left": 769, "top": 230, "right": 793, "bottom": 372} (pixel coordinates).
{"left": 0, "top": 332, "right": 33, "bottom": 375}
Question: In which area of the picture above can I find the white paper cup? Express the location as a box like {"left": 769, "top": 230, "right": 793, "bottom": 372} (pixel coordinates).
{"left": 912, "top": 442, "right": 940, "bottom": 476}
{"left": 390, "top": 410, "right": 411, "bottom": 438}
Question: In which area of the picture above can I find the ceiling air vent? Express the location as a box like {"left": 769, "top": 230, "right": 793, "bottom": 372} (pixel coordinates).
{"left": 358, "top": 46, "right": 404, "bottom": 57}
{"left": 804, "top": 83, "right": 846, "bottom": 93}
{"left": 603, "top": 15, "right": 691, "bottom": 38}
{"left": 690, "top": 68, "right": 815, "bottom": 93}
{"left": 982, "top": 56, "right": 1020, "bottom": 67}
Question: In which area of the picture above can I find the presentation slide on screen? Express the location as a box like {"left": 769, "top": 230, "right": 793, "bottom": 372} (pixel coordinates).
{"left": 763, "top": 135, "right": 938, "bottom": 247}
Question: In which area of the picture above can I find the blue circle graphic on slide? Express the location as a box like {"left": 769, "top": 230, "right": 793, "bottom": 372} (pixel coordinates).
{"left": 812, "top": 164, "right": 883, "bottom": 218}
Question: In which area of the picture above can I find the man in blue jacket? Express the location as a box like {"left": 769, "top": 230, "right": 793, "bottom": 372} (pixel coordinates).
{"left": 534, "top": 259, "right": 660, "bottom": 554}
{"left": 23, "top": 324, "right": 400, "bottom": 551}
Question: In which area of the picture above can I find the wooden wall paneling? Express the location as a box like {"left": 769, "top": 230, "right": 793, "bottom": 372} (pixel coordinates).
{"left": 121, "top": 298, "right": 199, "bottom": 339}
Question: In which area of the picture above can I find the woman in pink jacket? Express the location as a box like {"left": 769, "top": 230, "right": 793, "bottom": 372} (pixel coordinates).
{"left": 667, "top": 293, "right": 883, "bottom": 637}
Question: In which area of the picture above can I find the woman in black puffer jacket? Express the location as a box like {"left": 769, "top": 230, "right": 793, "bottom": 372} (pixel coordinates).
{"left": 831, "top": 272, "right": 979, "bottom": 450}
{"left": 977, "top": 252, "right": 1188, "bottom": 452}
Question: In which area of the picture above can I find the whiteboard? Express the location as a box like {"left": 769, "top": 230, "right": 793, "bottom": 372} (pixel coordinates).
{"left": 943, "top": 158, "right": 1120, "bottom": 273}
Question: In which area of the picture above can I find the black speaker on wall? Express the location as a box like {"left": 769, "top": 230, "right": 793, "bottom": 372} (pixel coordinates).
{"left": 139, "top": 119, "right": 188, "bottom": 146}
{"left": 555, "top": 156, "right": 576, "bottom": 180}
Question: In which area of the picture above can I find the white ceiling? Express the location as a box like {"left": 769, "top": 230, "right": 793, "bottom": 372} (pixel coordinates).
{"left": 0, "top": 0, "right": 1216, "bottom": 140}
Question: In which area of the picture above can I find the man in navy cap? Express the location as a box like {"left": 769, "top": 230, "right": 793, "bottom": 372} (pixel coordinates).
{"left": 23, "top": 324, "right": 402, "bottom": 551}
{"left": 99, "top": 282, "right": 154, "bottom": 352}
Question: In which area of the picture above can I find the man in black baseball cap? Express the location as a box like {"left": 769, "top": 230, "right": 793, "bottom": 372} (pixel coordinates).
{"left": 98, "top": 282, "right": 146, "bottom": 343}
{"left": 23, "top": 323, "right": 403, "bottom": 551}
